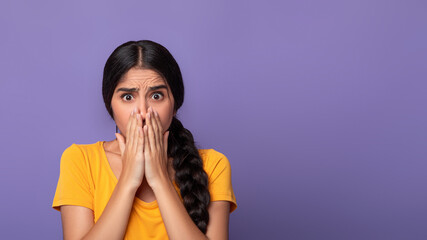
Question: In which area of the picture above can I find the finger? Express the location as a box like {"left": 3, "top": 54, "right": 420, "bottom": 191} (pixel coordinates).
{"left": 133, "top": 113, "right": 142, "bottom": 152}
{"left": 139, "top": 126, "right": 144, "bottom": 154}
{"left": 143, "top": 125, "right": 150, "bottom": 154}
{"left": 150, "top": 108, "right": 160, "bottom": 149}
{"left": 147, "top": 109, "right": 157, "bottom": 153}
{"left": 115, "top": 133, "right": 126, "bottom": 156}
{"left": 133, "top": 111, "right": 142, "bottom": 152}
{"left": 128, "top": 110, "right": 137, "bottom": 151}
{"left": 139, "top": 113, "right": 146, "bottom": 153}
{"left": 141, "top": 114, "right": 147, "bottom": 152}
{"left": 125, "top": 108, "right": 135, "bottom": 141}
{"left": 137, "top": 111, "right": 143, "bottom": 129}
{"left": 153, "top": 109, "right": 163, "bottom": 148}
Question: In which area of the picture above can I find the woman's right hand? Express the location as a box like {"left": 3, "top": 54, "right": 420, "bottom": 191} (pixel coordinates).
{"left": 115, "top": 108, "right": 145, "bottom": 191}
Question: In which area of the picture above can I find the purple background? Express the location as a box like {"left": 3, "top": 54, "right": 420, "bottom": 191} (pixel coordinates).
{"left": 1, "top": 0, "right": 426, "bottom": 239}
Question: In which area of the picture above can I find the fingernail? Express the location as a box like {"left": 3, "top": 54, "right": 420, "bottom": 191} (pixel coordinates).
{"left": 147, "top": 112, "right": 150, "bottom": 119}
{"left": 155, "top": 110, "right": 158, "bottom": 117}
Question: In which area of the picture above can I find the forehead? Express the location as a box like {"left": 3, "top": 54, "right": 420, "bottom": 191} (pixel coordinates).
{"left": 117, "top": 68, "right": 166, "bottom": 88}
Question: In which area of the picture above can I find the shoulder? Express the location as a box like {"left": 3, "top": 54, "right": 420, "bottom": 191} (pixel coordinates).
{"left": 59, "top": 141, "right": 102, "bottom": 167}
{"left": 198, "top": 148, "right": 229, "bottom": 164}
{"left": 62, "top": 141, "right": 102, "bottom": 156}
{"left": 198, "top": 149, "right": 237, "bottom": 212}
{"left": 197, "top": 149, "right": 232, "bottom": 176}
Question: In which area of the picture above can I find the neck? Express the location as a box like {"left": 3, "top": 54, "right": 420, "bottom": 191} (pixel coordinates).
{"left": 105, "top": 139, "right": 121, "bottom": 155}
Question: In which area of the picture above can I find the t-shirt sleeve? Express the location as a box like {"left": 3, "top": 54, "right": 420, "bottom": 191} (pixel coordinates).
{"left": 204, "top": 149, "right": 237, "bottom": 213}
{"left": 52, "top": 144, "right": 94, "bottom": 212}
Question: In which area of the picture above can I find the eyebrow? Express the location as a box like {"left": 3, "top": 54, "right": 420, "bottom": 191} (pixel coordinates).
{"left": 115, "top": 85, "right": 168, "bottom": 93}
{"left": 148, "top": 85, "right": 168, "bottom": 91}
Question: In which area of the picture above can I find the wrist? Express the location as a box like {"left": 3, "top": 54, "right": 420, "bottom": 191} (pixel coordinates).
{"left": 117, "top": 176, "right": 140, "bottom": 194}
{"left": 150, "top": 175, "right": 173, "bottom": 192}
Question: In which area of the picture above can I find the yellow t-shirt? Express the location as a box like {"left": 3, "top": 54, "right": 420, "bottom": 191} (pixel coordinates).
{"left": 52, "top": 141, "right": 237, "bottom": 239}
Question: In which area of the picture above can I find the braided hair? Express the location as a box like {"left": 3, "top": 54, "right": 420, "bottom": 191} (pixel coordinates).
{"left": 102, "top": 40, "right": 210, "bottom": 233}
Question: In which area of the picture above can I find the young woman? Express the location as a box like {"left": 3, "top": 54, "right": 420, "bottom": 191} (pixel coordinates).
{"left": 52, "top": 40, "right": 237, "bottom": 239}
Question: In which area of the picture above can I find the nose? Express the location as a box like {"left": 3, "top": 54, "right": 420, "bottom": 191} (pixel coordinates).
{"left": 137, "top": 100, "right": 150, "bottom": 121}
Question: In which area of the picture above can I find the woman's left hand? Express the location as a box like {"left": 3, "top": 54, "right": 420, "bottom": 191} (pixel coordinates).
{"left": 143, "top": 106, "right": 171, "bottom": 188}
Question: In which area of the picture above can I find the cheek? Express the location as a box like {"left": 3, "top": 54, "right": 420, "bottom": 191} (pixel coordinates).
{"left": 112, "top": 101, "right": 132, "bottom": 136}
{"left": 157, "top": 109, "right": 174, "bottom": 132}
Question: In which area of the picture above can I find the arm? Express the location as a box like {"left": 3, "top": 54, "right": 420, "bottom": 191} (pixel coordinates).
{"left": 60, "top": 110, "right": 145, "bottom": 240}
{"left": 143, "top": 107, "right": 234, "bottom": 240}
{"left": 60, "top": 181, "right": 137, "bottom": 240}
{"left": 153, "top": 178, "right": 231, "bottom": 240}
{"left": 206, "top": 201, "right": 231, "bottom": 239}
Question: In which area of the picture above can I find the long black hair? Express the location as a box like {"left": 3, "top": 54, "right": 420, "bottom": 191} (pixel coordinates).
{"left": 102, "top": 40, "right": 210, "bottom": 233}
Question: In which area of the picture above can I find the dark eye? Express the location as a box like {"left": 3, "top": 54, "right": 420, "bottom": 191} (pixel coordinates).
{"left": 121, "top": 94, "right": 134, "bottom": 101}
{"left": 151, "top": 92, "right": 164, "bottom": 100}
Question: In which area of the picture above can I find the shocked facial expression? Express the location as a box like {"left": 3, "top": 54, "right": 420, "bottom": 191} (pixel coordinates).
{"left": 111, "top": 67, "right": 175, "bottom": 138}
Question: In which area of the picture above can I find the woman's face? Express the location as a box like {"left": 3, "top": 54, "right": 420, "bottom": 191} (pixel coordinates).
{"left": 111, "top": 68, "right": 175, "bottom": 138}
